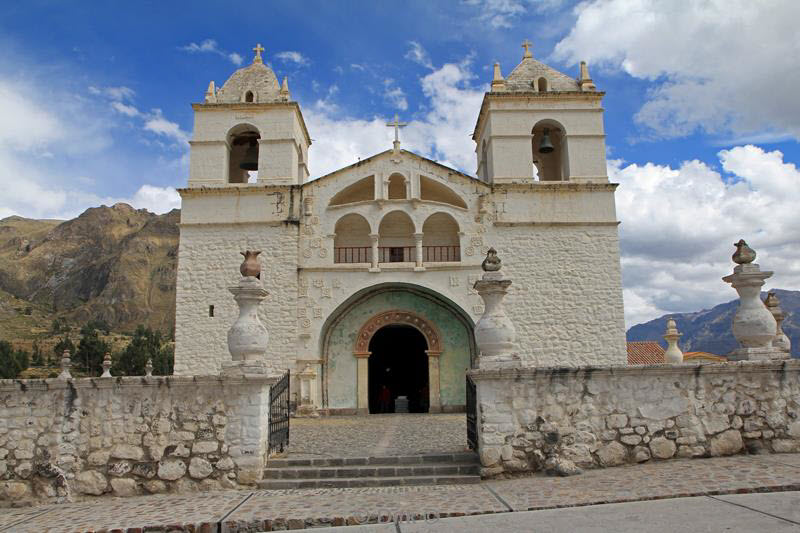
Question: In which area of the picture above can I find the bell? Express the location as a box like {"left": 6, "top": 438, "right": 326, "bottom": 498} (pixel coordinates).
{"left": 538, "top": 128, "right": 554, "bottom": 154}
{"left": 239, "top": 142, "right": 259, "bottom": 171}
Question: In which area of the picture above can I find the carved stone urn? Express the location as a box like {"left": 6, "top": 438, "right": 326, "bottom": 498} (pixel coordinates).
{"left": 663, "top": 318, "right": 683, "bottom": 364}
{"left": 240, "top": 250, "right": 262, "bottom": 278}
{"left": 722, "top": 241, "right": 786, "bottom": 360}
{"left": 765, "top": 292, "right": 791, "bottom": 353}
{"left": 473, "top": 248, "right": 520, "bottom": 369}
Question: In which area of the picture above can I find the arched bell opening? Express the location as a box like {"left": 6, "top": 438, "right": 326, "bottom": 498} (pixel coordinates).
{"left": 227, "top": 124, "right": 261, "bottom": 184}
{"left": 387, "top": 173, "right": 407, "bottom": 199}
{"left": 531, "top": 119, "right": 567, "bottom": 181}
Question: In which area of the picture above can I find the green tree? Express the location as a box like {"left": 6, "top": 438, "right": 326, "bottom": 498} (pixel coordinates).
{"left": 53, "top": 336, "right": 75, "bottom": 361}
{"left": 51, "top": 318, "right": 63, "bottom": 334}
{"left": 31, "top": 341, "right": 44, "bottom": 366}
{"left": 75, "top": 324, "right": 111, "bottom": 376}
{"left": 0, "top": 341, "right": 30, "bottom": 379}
{"left": 112, "top": 325, "right": 174, "bottom": 376}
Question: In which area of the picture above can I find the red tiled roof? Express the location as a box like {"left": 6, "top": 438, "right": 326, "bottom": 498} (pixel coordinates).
{"left": 627, "top": 341, "right": 665, "bottom": 364}
{"left": 683, "top": 351, "right": 727, "bottom": 362}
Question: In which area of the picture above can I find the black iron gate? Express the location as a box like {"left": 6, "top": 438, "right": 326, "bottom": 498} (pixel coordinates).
{"left": 466, "top": 374, "right": 478, "bottom": 451}
{"left": 268, "top": 370, "right": 290, "bottom": 455}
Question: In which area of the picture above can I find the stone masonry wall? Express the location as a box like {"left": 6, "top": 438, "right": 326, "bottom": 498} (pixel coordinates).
{"left": 474, "top": 360, "right": 800, "bottom": 476}
{"left": 175, "top": 222, "right": 299, "bottom": 375}
{"left": 493, "top": 224, "right": 627, "bottom": 366}
{"left": 0, "top": 375, "right": 273, "bottom": 506}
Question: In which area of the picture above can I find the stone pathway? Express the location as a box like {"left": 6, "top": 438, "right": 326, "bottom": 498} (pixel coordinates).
{"left": 286, "top": 414, "right": 468, "bottom": 459}
{"left": 3, "top": 454, "right": 800, "bottom": 532}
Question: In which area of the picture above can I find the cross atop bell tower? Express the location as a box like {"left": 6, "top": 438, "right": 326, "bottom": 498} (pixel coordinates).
{"left": 252, "top": 43, "right": 265, "bottom": 64}
{"left": 386, "top": 113, "right": 407, "bottom": 154}
{"left": 521, "top": 39, "right": 533, "bottom": 58}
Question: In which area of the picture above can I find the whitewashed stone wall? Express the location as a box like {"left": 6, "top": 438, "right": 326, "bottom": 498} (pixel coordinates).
{"left": 0, "top": 375, "right": 273, "bottom": 506}
{"left": 175, "top": 221, "right": 298, "bottom": 375}
{"left": 474, "top": 360, "right": 800, "bottom": 476}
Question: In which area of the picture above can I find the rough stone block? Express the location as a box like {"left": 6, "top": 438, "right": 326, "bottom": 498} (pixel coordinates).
{"left": 110, "top": 444, "right": 145, "bottom": 461}
{"left": 189, "top": 457, "right": 213, "bottom": 479}
{"left": 110, "top": 478, "right": 138, "bottom": 496}
{"left": 709, "top": 430, "right": 743, "bottom": 456}
{"left": 649, "top": 437, "right": 676, "bottom": 459}
{"left": 75, "top": 471, "right": 107, "bottom": 495}
{"left": 157, "top": 459, "right": 187, "bottom": 481}
{"left": 597, "top": 442, "right": 627, "bottom": 466}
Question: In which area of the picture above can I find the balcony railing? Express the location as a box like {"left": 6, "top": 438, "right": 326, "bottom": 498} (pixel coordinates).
{"left": 333, "top": 246, "right": 461, "bottom": 264}
{"left": 333, "top": 246, "right": 370, "bottom": 264}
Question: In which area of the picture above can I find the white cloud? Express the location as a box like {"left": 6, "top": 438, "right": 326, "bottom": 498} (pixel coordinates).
{"left": 180, "top": 39, "right": 243, "bottom": 65}
{"left": 350, "top": 63, "right": 366, "bottom": 72}
{"left": 275, "top": 51, "right": 309, "bottom": 66}
{"left": 554, "top": 0, "right": 800, "bottom": 140}
{"left": 88, "top": 85, "right": 135, "bottom": 102}
{"left": 383, "top": 79, "right": 408, "bottom": 111}
{"left": 614, "top": 145, "right": 800, "bottom": 326}
{"left": 129, "top": 185, "right": 181, "bottom": 214}
{"left": 143, "top": 109, "right": 190, "bottom": 147}
{"left": 111, "top": 101, "right": 140, "bottom": 117}
{"left": 0, "top": 81, "right": 63, "bottom": 150}
{"left": 464, "top": 0, "right": 526, "bottom": 28}
{"left": 304, "top": 57, "right": 485, "bottom": 178}
{"left": 404, "top": 41, "right": 433, "bottom": 70}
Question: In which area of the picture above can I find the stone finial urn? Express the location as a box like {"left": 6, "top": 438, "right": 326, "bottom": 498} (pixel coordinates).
{"left": 240, "top": 250, "right": 262, "bottom": 278}
{"left": 722, "top": 241, "right": 785, "bottom": 360}
{"left": 663, "top": 318, "right": 683, "bottom": 364}
{"left": 473, "top": 248, "right": 519, "bottom": 369}
{"left": 732, "top": 239, "right": 756, "bottom": 265}
{"left": 765, "top": 292, "right": 791, "bottom": 353}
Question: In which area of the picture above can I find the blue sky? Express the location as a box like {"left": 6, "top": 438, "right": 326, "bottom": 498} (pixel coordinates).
{"left": 1, "top": 0, "right": 798, "bottom": 326}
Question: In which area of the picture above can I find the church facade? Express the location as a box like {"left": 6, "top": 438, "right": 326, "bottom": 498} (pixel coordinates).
{"left": 174, "top": 43, "right": 626, "bottom": 414}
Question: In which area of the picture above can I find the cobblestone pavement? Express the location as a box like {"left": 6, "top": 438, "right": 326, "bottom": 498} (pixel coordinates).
{"left": 4, "top": 454, "right": 800, "bottom": 532}
{"left": 286, "top": 414, "right": 468, "bottom": 459}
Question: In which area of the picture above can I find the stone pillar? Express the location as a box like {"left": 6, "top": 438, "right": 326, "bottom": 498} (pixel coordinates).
{"left": 58, "top": 350, "right": 72, "bottom": 380}
{"left": 765, "top": 292, "right": 791, "bottom": 354}
{"left": 355, "top": 353, "right": 370, "bottom": 414}
{"left": 426, "top": 351, "right": 442, "bottom": 413}
{"left": 663, "top": 318, "right": 683, "bottom": 364}
{"left": 473, "top": 248, "right": 521, "bottom": 369}
{"left": 722, "top": 240, "right": 786, "bottom": 361}
{"left": 224, "top": 251, "right": 281, "bottom": 375}
{"left": 296, "top": 364, "right": 319, "bottom": 417}
{"left": 414, "top": 232, "right": 424, "bottom": 271}
{"left": 369, "top": 233, "right": 380, "bottom": 272}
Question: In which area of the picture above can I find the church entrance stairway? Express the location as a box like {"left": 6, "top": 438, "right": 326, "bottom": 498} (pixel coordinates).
{"left": 261, "top": 413, "right": 479, "bottom": 489}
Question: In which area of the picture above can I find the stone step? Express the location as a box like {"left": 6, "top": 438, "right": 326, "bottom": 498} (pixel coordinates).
{"left": 266, "top": 451, "right": 478, "bottom": 468}
{"left": 257, "top": 474, "right": 481, "bottom": 490}
{"left": 262, "top": 462, "right": 480, "bottom": 479}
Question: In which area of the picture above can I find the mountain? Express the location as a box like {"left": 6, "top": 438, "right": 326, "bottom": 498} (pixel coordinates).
{"left": 626, "top": 289, "right": 800, "bottom": 359}
{"left": 0, "top": 204, "right": 179, "bottom": 337}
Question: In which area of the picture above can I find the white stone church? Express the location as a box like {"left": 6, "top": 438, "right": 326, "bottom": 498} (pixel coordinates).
{"left": 174, "top": 43, "right": 626, "bottom": 414}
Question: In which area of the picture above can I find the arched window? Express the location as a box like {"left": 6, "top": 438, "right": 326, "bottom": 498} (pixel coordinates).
{"left": 387, "top": 173, "right": 407, "bottom": 199}
{"left": 245, "top": 90, "right": 254, "bottom": 103}
{"left": 333, "top": 214, "right": 372, "bottom": 263}
{"left": 537, "top": 77, "right": 548, "bottom": 92}
{"left": 531, "top": 119, "right": 567, "bottom": 181}
{"left": 422, "top": 213, "right": 460, "bottom": 262}
{"left": 227, "top": 124, "right": 261, "bottom": 184}
{"left": 378, "top": 211, "right": 415, "bottom": 263}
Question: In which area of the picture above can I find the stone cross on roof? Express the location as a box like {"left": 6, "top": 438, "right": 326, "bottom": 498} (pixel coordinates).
{"left": 522, "top": 39, "right": 533, "bottom": 58}
{"left": 253, "top": 43, "right": 265, "bottom": 64}
{"left": 386, "top": 113, "right": 407, "bottom": 153}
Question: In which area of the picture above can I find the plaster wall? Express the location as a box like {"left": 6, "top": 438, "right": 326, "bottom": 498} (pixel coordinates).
{"left": 0, "top": 375, "right": 273, "bottom": 506}
{"left": 473, "top": 360, "right": 800, "bottom": 475}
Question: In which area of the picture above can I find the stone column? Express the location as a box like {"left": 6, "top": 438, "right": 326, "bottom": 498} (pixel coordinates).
{"left": 426, "top": 351, "right": 442, "bottom": 413}
{"left": 224, "top": 251, "right": 281, "bottom": 375}
{"left": 414, "top": 232, "right": 425, "bottom": 271}
{"left": 765, "top": 292, "right": 791, "bottom": 354}
{"left": 663, "top": 318, "right": 683, "bottom": 364}
{"left": 473, "top": 248, "right": 521, "bottom": 369}
{"left": 722, "top": 240, "right": 786, "bottom": 361}
{"left": 355, "top": 353, "right": 370, "bottom": 414}
{"left": 369, "top": 233, "right": 380, "bottom": 272}
{"left": 296, "top": 364, "right": 319, "bottom": 417}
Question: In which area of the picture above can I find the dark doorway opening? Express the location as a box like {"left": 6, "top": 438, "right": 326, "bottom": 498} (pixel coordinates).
{"left": 368, "top": 324, "right": 429, "bottom": 414}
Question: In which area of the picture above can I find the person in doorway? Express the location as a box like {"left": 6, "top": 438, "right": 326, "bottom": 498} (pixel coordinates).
{"left": 378, "top": 384, "right": 392, "bottom": 413}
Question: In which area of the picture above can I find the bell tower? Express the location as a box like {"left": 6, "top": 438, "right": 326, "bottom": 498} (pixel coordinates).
{"left": 473, "top": 40, "right": 606, "bottom": 184}
{"left": 188, "top": 43, "right": 311, "bottom": 187}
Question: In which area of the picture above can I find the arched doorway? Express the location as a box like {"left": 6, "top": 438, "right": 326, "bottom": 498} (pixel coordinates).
{"left": 368, "top": 325, "right": 429, "bottom": 413}
{"left": 320, "top": 283, "right": 475, "bottom": 415}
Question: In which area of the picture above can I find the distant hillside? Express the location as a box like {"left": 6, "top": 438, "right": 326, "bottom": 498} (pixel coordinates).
{"left": 0, "top": 204, "right": 179, "bottom": 337}
{"left": 626, "top": 289, "right": 800, "bottom": 359}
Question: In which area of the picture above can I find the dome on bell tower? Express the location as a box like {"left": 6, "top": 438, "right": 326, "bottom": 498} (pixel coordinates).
{"left": 210, "top": 43, "right": 284, "bottom": 104}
